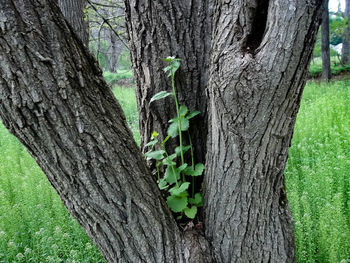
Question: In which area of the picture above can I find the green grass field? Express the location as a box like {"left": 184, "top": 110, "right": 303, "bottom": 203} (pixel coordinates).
{"left": 0, "top": 81, "right": 349, "bottom": 262}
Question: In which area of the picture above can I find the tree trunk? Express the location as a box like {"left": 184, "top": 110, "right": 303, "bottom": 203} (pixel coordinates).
{"left": 204, "top": 1, "right": 322, "bottom": 261}
{"left": 0, "top": 1, "right": 212, "bottom": 262}
{"left": 342, "top": 0, "right": 350, "bottom": 64}
{"left": 0, "top": 0, "right": 323, "bottom": 262}
{"left": 125, "top": 0, "right": 212, "bottom": 164}
{"left": 322, "top": 0, "right": 331, "bottom": 80}
{"left": 58, "top": 0, "right": 89, "bottom": 46}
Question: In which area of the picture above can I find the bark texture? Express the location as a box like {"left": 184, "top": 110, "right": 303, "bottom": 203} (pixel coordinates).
{"left": 321, "top": 0, "right": 331, "bottom": 80}
{"left": 204, "top": 0, "right": 322, "bottom": 261}
{"left": 58, "top": 0, "right": 89, "bottom": 46}
{"left": 125, "top": 0, "right": 212, "bottom": 164}
{"left": 0, "top": 0, "right": 323, "bottom": 262}
{"left": 0, "top": 1, "right": 211, "bottom": 262}
{"left": 342, "top": 0, "right": 350, "bottom": 64}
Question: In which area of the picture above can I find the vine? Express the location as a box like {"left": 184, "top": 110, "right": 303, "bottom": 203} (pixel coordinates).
{"left": 145, "top": 57, "right": 203, "bottom": 220}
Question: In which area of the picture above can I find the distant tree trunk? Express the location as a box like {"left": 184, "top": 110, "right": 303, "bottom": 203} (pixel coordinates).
{"left": 1, "top": 0, "right": 323, "bottom": 262}
{"left": 342, "top": 0, "right": 350, "bottom": 64}
{"left": 322, "top": 0, "right": 331, "bottom": 80}
{"left": 58, "top": 0, "right": 89, "bottom": 46}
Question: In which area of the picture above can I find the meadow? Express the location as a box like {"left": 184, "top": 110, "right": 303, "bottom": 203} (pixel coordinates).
{"left": 0, "top": 81, "right": 349, "bottom": 262}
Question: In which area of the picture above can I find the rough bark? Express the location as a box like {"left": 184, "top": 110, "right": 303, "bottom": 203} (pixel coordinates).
{"left": 58, "top": 0, "right": 89, "bottom": 46}
{"left": 0, "top": 0, "right": 323, "bottom": 262}
{"left": 322, "top": 0, "right": 331, "bottom": 80}
{"left": 0, "top": 1, "right": 212, "bottom": 262}
{"left": 124, "top": 0, "right": 212, "bottom": 164}
{"left": 204, "top": 0, "right": 322, "bottom": 261}
{"left": 109, "top": 29, "right": 123, "bottom": 72}
{"left": 342, "top": 0, "right": 350, "bottom": 64}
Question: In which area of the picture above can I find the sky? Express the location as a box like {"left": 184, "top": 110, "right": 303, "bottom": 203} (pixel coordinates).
{"left": 329, "top": 0, "right": 345, "bottom": 12}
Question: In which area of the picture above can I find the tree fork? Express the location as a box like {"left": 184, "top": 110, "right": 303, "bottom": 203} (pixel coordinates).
{"left": 0, "top": 1, "right": 213, "bottom": 262}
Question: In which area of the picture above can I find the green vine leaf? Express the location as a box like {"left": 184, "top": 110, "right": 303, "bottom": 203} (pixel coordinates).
{"left": 150, "top": 91, "right": 172, "bottom": 104}
{"left": 158, "top": 178, "right": 169, "bottom": 190}
{"left": 175, "top": 145, "right": 191, "bottom": 156}
{"left": 169, "top": 182, "right": 190, "bottom": 196}
{"left": 178, "top": 163, "right": 188, "bottom": 171}
{"left": 145, "top": 139, "right": 158, "bottom": 147}
{"left": 168, "top": 122, "right": 179, "bottom": 137}
{"left": 179, "top": 105, "right": 188, "bottom": 116}
{"left": 167, "top": 195, "right": 188, "bottom": 213}
{"left": 164, "top": 166, "right": 180, "bottom": 184}
{"left": 180, "top": 118, "right": 189, "bottom": 131}
{"left": 186, "top": 111, "right": 200, "bottom": 119}
{"left": 189, "top": 193, "right": 203, "bottom": 206}
{"left": 184, "top": 206, "right": 197, "bottom": 219}
{"left": 144, "top": 150, "right": 165, "bottom": 160}
{"left": 183, "top": 163, "right": 204, "bottom": 176}
{"left": 152, "top": 131, "right": 159, "bottom": 138}
{"left": 162, "top": 156, "right": 176, "bottom": 166}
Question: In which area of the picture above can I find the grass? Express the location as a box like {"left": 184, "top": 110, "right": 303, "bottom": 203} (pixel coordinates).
{"left": 103, "top": 70, "right": 133, "bottom": 85}
{"left": 0, "top": 80, "right": 350, "bottom": 262}
{"left": 0, "top": 123, "right": 105, "bottom": 262}
{"left": 285, "top": 80, "right": 350, "bottom": 262}
{"left": 113, "top": 86, "right": 140, "bottom": 145}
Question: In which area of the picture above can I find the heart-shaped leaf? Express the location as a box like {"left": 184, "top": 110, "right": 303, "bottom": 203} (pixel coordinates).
{"left": 168, "top": 122, "right": 179, "bottom": 137}
{"left": 184, "top": 206, "right": 197, "bottom": 219}
{"left": 167, "top": 195, "right": 188, "bottom": 213}
{"left": 183, "top": 163, "right": 204, "bottom": 176}
{"left": 179, "top": 105, "right": 188, "bottom": 116}
{"left": 189, "top": 193, "right": 203, "bottom": 206}
{"left": 164, "top": 165, "right": 180, "bottom": 184}
{"left": 169, "top": 182, "right": 190, "bottom": 196}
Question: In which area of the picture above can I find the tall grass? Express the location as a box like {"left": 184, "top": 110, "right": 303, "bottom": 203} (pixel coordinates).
{"left": 113, "top": 86, "right": 140, "bottom": 145}
{"left": 0, "top": 81, "right": 349, "bottom": 262}
{"left": 0, "top": 123, "right": 105, "bottom": 262}
{"left": 285, "top": 80, "right": 350, "bottom": 262}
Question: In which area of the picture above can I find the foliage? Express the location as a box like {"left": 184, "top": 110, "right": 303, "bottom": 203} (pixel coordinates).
{"left": 117, "top": 48, "right": 132, "bottom": 70}
{"left": 89, "top": 40, "right": 109, "bottom": 70}
{"left": 285, "top": 80, "right": 350, "bottom": 262}
{"left": 329, "top": 13, "right": 345, "bottom": 45}
{"left": 103, "top": 70, "right": 133, "bottom": 85}
{"left": 0, "top": 123, "right": 105, "bottom": 263}
{"left": 309, "top": 57, "right": 350, "bottom": 78}
{"left": 144, "top": 57, "right": 203, "bottom": 220}
{"left": 112, "top": 85, "right": 140, "bottom": 145}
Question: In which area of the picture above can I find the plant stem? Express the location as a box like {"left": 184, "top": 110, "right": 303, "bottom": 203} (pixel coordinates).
{"left": 171, "top": 73, "right": 185, "bottom": 180}
{"left": 161, "top": 143, "right": 179, "bottom": 187}
{"left": 188, "top": 132, "right": 195, "bottom": 196}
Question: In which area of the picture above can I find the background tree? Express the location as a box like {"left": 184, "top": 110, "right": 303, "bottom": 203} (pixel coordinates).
{"left": 0, "top": 0, "right": 323, "bottom": 262}
{"left": 322, "top": 0, "right": 331, "bottom": 80}
{"left": 342, "top": 0, "right": 350, "bottom": 64}
{"left": 87, "top": 0, "right": 127, "bottom": 72}
{"left": 58, "top": 0, "right": 89, "bottom": 46}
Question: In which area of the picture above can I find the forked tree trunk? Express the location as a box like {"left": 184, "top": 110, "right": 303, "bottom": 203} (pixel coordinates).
{"left": 321, "top": 0, "right": 331, "bottom": 80}
{"left": 58, "top": 0, "right": 89, "bottom": 46}
{"left": 0, "top": 0, "right": 322, "bottom": 262}
{"left": 205, "top": 1, "right": 322, "bottom": 261}
{"left": 342, "top": 0, "right": 350, "bottom": 64}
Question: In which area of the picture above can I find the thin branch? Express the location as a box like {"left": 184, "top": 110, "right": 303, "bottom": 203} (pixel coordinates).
{"left": 86, "top": 0, "right": 128, "bottom": 49}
